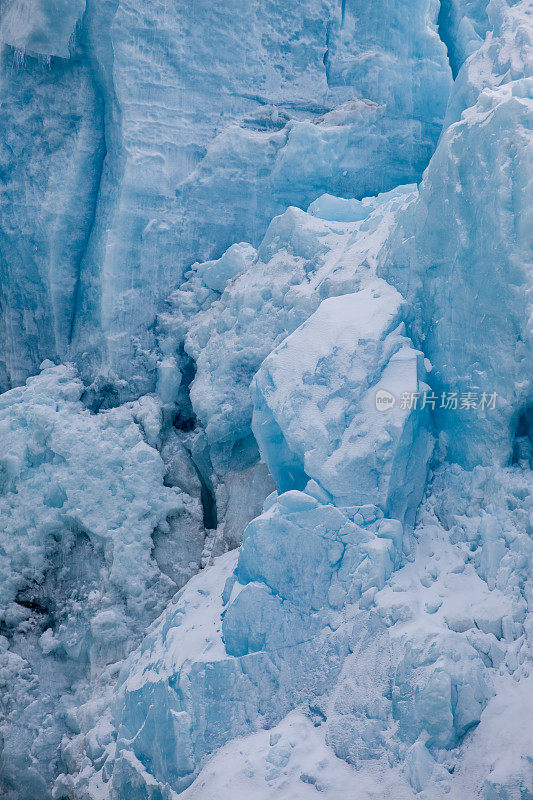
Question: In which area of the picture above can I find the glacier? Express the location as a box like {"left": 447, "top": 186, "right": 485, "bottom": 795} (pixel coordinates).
{"left": 0, "top": 1, "right": 532, "bottom": 799}
{"left": 0, "top": 0, "right": 452, "bottom": 397}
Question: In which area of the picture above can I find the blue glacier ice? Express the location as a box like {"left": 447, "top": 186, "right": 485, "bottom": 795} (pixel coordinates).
{"left": 0, "top": 1, "right": 532, "bottom": 799}
{"left": 60, "top": 492, "right": 410, "bottom": 796}
{"left": 251, "top": 281, "right": 433, "bottom": 523}
{"left": 0, "top": 0, "right": 451, "bottom": 396}
{"left": 0, "top": 0, "right": 85, "bottom": 59}
{"left": 0, "top": 362, "right": 210, "bottom": 798}
{"left": 160, "top": 184, "right": 419, "bottom": 476}
{"left": 437, "top": 0, "right": 492, "bottom": 76}
{"left": 380, "top": 0, "right": 533, "bottom": 468}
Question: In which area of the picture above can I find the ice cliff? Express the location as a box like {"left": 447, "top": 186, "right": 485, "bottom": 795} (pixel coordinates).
{"left": 0, "top": 1, "right": 532, "bottom": 799}
{"left": 0, "top": 0, "right": 451, "bottom": 396}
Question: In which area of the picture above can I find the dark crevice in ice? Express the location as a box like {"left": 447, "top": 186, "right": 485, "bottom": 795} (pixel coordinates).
{"left": 511, "top": 405, "right": 533, "bottom": 468}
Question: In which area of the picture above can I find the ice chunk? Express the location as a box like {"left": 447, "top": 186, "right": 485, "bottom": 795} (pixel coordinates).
{"left": 194, "top": 243, "right": 257, "bottom": 293}
{"left": 0, "top": 364, "right": 185, "bottom": 631}
{"left": 392, "top": 634, "right": 491, "bottom": 749}
{"left": 308, "top": 193, "right": 376, "bottom": 222}
{"left": 69, "top": 493, "right": 406, "bottom": 795}
{"left": 178, "top": 186, "right": 418, "bottom": 474}
{"left": 251, "top": 282, "right": 433, "bottom": 523}
{"left": 307, "top": 187, "right": 416, "bottom": 223}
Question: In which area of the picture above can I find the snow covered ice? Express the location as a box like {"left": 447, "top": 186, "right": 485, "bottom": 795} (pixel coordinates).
{"left": 251, "top": 281, "right": 433, "bottom": 523}
{"left": 0, "top": 1, "right": 532, "bottom": 799}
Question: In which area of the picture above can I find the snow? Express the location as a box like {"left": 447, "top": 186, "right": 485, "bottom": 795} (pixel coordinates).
{"left": 251, "top": 281, "right": 433, "bottom": 523}
{"left": 181, "top": 710, "right": 417, "bottom": 800}
{"left": 0, "top": 2, "right": 531, "bottom": 799}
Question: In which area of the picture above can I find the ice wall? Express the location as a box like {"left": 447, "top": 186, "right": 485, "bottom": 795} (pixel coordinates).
{"left": 0, "top": 2, "right": 531, "bottom": 799}
{"left": 380, "top": 0, "right": 533, "bottom": 467}
{"left": 0, "top": 0, "right": 451, "bottom": 395}
{"left": 55, "top": 4, "right": 533, "bottom": 799}
{"left": 0, "top": 0, "right": 85, "bottom": 59}
{"left": 0, "top": 46, "right": 105, "bottom": 390}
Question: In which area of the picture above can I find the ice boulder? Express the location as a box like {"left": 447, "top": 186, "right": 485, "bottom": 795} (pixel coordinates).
{"left": 223, "top": 491, "right": 403, "bottom": 656}
{"left": 392, "top": 633, "right": 492, "bottom": 750}
{"left": 66, "top": 492, "right": 406, "bottom": 797}
{"left": 251, "top": 281, "right": 433, "bottom": 524}
{"left": 0, "top": 0, "right": 85, "bottom": 59}
{"left": 193, "top": 243, "right": 257, "bottom": 293}
{"left": 176, "top": 186, "right": 419, "bottom": 475}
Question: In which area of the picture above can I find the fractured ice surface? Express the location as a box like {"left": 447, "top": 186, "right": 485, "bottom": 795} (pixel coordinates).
{"left": 62, "top": 492, "right": 409, "bottom": 796}
{"left": 251, "top": 282, "right": 433, "bottom": 523}
{"left": 437, "top": 0, "right": 492, "bottom": 76}
{"left": 0, "top": 364, "right": 203, "bottom": 797}
{"left": 0, "top": 0, "right": 85, "bottom": 59}
{"left": 161, "top": 185, "right": 418, "bottom": 475}
{"left": 0, "top": 1, "right": 532, "bottom": 799}
{"left": 444, "top": 0, "right": 533, "bottom": 125}
{"left": 0, "top": 0, "right": 451, "bottom": 393}
{"left": 64, "top": 452, "right": 533, "bottom": 799}
{"left": 380, "top": 0, "right": 533, "bottom": 468}
{"left": 59, "top": 6, "right": 533, "bottom": 798}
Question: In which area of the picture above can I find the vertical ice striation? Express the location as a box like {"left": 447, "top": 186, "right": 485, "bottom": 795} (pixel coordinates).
{"left": 1, "top": 0, "right": 452, "bottom": 395}
{"left": 0, "top": 45, "right": 105, "bottom": 391}
{"left": 380, "top": 0, "right": 533, "bottom": 468}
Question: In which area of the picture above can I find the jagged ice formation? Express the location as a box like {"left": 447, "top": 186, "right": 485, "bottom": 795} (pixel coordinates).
{"left": 0, "top": 1, "right": 531, "bottom": 800}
